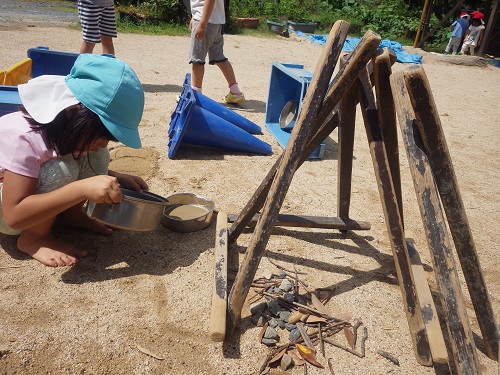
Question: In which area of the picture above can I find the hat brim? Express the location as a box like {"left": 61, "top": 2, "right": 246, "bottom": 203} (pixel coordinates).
{"left": 100, "top": 116, "right": 142, "bottom": 149}
{"left": 18, "top": 75, "right": 79, "bottom": 123}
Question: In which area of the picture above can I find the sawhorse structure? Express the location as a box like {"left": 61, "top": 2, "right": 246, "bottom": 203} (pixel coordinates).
{"left": 209, "top": 20, "right": 499, "bottom": 374}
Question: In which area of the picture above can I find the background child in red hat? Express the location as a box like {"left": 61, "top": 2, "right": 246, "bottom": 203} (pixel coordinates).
{"left": 444, "top": 12, "right": 470, "bottom": 55}
{"left": 461, "top": 13, "right": 485, "bottom": 55}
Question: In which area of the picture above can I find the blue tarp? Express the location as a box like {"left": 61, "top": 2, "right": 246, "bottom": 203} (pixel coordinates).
{"left": 293, "top": 31, "right": 423, "bottom": 64}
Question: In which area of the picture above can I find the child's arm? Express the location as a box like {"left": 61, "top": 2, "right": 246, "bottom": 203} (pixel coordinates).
{"left": 194, "top": 0, "right": 216, "bottom": 40}
{"left": 108, "top": 170, "right": 148, "bottom": 192}
{"left": 478, "top": 28, "right": 485, "bottom": 45}
{"left": 1, "top": 171, "right": 123, "bottom": 230}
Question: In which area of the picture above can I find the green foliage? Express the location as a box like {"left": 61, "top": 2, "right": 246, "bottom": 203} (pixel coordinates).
{"left": 116, "top": 0, "right": 189, "bottom": 23}
{"left": 230, "top": 0, "right": 265, "bottom": 17}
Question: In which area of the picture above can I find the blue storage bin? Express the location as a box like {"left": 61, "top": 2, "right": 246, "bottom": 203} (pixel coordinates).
{"left": 27, "top": 46, "right": 79, "bottom": 77}
{"left": 0, "top": 85, "right": 22, "bottom": 117}
{"left": 265, "top": 62, "right": 326, "bottom": 159}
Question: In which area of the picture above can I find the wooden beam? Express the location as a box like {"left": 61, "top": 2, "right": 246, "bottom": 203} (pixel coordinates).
{"left": 228, "top": 21, "right": 351, "bottom": 243}
{"left": 209, "top": 211, "right": 228, "bottom": 342}
{"left": 403, "top": 64, "right": 499, "bottom": 361}
{"left": 227, "top": 27, "right": 381, "bottom": 331}
{"left": 358, "top": 67, "right": 432, "bottom": 366}
{"left": 393, "top": 70, "right": 479, "bottom": 369}
{"left": 227, "top": 213, "right": 370, "bottom": 230}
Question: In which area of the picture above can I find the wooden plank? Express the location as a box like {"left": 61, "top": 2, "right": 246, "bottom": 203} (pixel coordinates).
{"left": 403, "top": 65, "right": 499, "bottom": 361}
{"left": 228, "top": 27, "right": 381, "bottom": 331}
{"left": 227, "top": 213, "right": 370, "bottom": 230}
{"left": 392, "top": 69, "right": 482, "bottom": 372}
{"left": 406, "top": 238, "right": 449, "bottom": 365}
{"left": 336, "top": 77, "right": 357, "bottom": 219}
{"left": 372, "top": 48, "right": 402, "bottom": 222}
{"left": 209, "top": 211, "right": 228, "bottom": 342}
{"left": 228, "top": 20, "right": 351, "bottom": 243}
{"left": 357, "top": 68, "right": 432, "bottom": 366}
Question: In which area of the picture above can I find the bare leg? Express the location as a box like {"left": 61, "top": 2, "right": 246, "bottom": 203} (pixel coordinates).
{"left": 58, "top": 202, "right": 113, "bottom": 236}
{"left": 17, "top": 216, "right": 88, "bottom": 267}
{"left": 80, "top": 41, "right": 96, "bottom": 54}
{"left": 191, "top": 63, "right": 205, "bottom": 89}
{"left": 215, "top": 60, "right": 237, "bottom": 86}
{"left": 101, "top": 36, "right": 115, "bottom": 55}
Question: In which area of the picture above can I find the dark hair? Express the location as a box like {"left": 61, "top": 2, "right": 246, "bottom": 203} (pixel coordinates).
{"left": 22, "top": 105, "right": 117, "bottom": 158}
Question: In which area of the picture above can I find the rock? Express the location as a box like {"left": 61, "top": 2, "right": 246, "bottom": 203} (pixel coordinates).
{"left": 251, "top": 313, "right": 267, "bottom": 327}
{"left": 289, "top": 328, "right": 301, "bottom": 342}
{"left": 280, "top": 353, "right": 293, "bottom": 371}
{"left": 280, "top": 279, "right": 293, "bottom": 292}
{"left": 268, "top": 318, "right": 278, "bottom": 328}
{"left": 285, "top": 323, "right": 297, "bottom": 331}
{"left": 261, "top": 338, "right": 278, "bottom": 346}
{"left": 277, "top": 319, "right": 286, "bottom": 329}
{"left": 264, "top": 326, "right": 280, "bottom": 341}
{"left": 279, "top": 310, "right": 291, "bottom": 322}
{"left": 283, "top": 293, "right": 295, "bottom": 303}
{"left": 250, "top": 301, "right": 267, "bottom": 315}
{"left": 267, "top": 300, "right": 283, "bottom": 316}
{"left": 262, "top": 269, "right": 273, "bottom": 279}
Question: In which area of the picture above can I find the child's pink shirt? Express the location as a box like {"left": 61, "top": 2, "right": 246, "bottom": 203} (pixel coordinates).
{"left": 0, "top": 111, "right": 58, "bottom": 183}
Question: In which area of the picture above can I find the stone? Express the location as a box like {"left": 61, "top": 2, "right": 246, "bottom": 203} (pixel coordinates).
{"left": 280, "top": 353, "right": 293, "bottom": 371}
{"left": 263, "top": 326, "right": 280, "bottom": 341}
{"left": 289, "top": 328, "right": 301, "bottom": 342}
{"left": 250, "top": 301, "right": 267, "bottom": 315}
{"left": 280, "top": 279, "right": 293, "bottom": 292}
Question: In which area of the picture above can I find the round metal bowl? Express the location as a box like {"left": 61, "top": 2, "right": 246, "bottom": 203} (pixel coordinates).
{"left": 161, "top": 193, "right": 215, "bottom": 233}
{"left": 87, "top": 188, "right": 169, "bottom": 232}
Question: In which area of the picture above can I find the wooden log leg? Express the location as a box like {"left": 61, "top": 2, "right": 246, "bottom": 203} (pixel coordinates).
{"left": 392, "top": 70, "right": 482, "bottom": 373}
{"left": 228, "top": 20, "right": 351, "bottom": 243}
{"left": 373, "top": 48, "right": 403, "bottom": 222}
{"left": 209, "top": 212, "right": 228, "bottom": 342}
{"left": 227, "top": 29, "right": 381, "bottom": 330}
{"left": 403, "top": 65, "right": 499, "bottom": 360}
{"left": 337, "top": 82, "right": 357, "bottom": 219}
{"left": 357, "top": 68, "right": 432, "bottom": 366}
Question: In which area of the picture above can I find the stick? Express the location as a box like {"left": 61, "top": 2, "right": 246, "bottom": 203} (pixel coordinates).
{"left": 209, "top": 212, "right": 228, "bottom": 342}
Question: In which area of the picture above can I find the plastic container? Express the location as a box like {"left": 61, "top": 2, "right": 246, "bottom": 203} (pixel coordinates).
{"left": 267, "top": 20, "right": 287, "bottom": 33}
{"left": 27, "top": 46, "right": 79, "bottom": 77}
{"left": 0, "top": 86, "right": 22, "bottom": 117}
{"left": 265, "top": 62, "right": 325, "bottom": 159}
{"left": 287, "top": 21, "right": 318, "bottom": 34}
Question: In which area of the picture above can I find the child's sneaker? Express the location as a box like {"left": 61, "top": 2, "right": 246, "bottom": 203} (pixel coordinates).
{"left": 225, "top": 92, "right": 245, "bottom": 104}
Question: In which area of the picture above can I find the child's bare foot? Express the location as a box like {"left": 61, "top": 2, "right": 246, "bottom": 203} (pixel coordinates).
{"left": 58, "top": 208, "right": 113, "bottom": 236}
{"left": 17, "top": 232, "right": 88, "bottom": 267}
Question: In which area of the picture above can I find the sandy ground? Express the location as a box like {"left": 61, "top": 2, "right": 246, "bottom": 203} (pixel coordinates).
{"left": 0, "top": 22, "right": 499, "bottom": 375}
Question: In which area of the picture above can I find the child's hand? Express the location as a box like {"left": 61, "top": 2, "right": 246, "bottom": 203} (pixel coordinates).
{"left": 82, "top": 175, "right": 123, "bottom": 204}
{"left": 109, "top": 170, "right": 149, "bottom": 192}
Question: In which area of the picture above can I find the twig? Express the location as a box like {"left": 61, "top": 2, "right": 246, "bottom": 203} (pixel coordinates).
{"left": 352, "top": 319, "right": 362, "bottom": 349}
{"left": 318, "top": 323, "right": 325, "bottom": 357}
{"left": 360, "top": 327, "right": 368, "bottom": 357}
{"left": 322, "top": 338, "right": 364, "bottom": 358}
{"left": 0, "top": 265, "right": 27, "bottom": 269}
{"left": 377, "top": 350, "right": 400, "bottom": 366}
{"left": 269, "top": 258, "right": 307, "bottom": 275}
{"left": 327, "top": 358, "right": 336, "bottom": 375}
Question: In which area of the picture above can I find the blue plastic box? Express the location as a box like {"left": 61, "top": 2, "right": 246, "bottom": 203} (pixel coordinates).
{"left": 28, "top": 46, "right": 79, "bottom": 78}
{"left": 265, "top": 62, "right": 326, "bottom": 159}
{"left": 0, "top": 86, "right": 22, "bottom": 117}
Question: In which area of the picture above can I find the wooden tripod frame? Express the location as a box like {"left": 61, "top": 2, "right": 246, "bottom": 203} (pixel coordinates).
{"left": 209, "top": 20, "right": 498, "bottom": 373}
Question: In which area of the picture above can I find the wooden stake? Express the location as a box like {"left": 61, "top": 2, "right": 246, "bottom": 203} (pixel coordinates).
{"left": 357, "top": 67, "right": 432, "bottom": 366}
{"left": 403, "top": 64, "right": 499, "bottom": 361}
{"left": 209, "top": 211, "right": 228, "bottom": 342}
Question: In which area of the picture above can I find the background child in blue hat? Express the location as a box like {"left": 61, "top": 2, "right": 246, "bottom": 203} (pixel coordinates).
{"left": 0, "top": 54, "right": 148, "bottom": 267}
{"left": 444, "top": 12, "right": 470, "bottom": 55}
